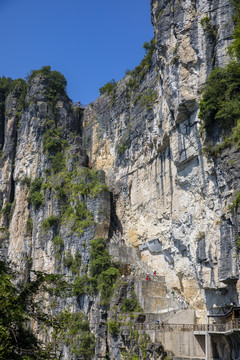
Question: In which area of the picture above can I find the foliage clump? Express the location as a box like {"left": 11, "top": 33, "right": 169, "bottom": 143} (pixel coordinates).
{"left": 117, "top": 135, "right": 128, "bottom": 155}
{"left": 43, "top": 122, "right": 68, "bottom": 156}
{"left": 199, "top": 0, "right": 240, "bottom": 156}
{"left": 229, "top": 190, "right": 240, "bottom": 214}
{"left": 200, "top": 16, "right": 217, "bottom": 39}
{"left": 108, "top": 319, "right": 121, "bottom": 336}
{"left": 63, "top": 251, "right": 81, "bottom": 274}
{"left": 20, "top": 176, "right": 31, "bottom": 186}
{"left": 89, "top": 238, "right": 120, "bottom": 305}
{"left": 140, "top": 90, "right": 158, "bottom": 110}
{"left": 64, "top": 200, "right": 94, "bottom": 235}
{"left": 74, "top": 238, "right": 120, "bottom": 305}
{"left": 0, "top": 202, "right": 14, "bottom": 221}
{"left": 99, "top": 79, "right": 117, "bottom": 95}
{"left": 0, "top": 260, "right": 86, "bottom": 360}
{"left": 26, "top": 216, "right": 33, "bottom": 234}
{"left": 121, "top": 294, "right": 142, "bottom": 313}
{"left": 124, "top": 38, "right": 157, "bottom": 110}
{"left": 27, "top": 65, "right": 67, "bottom": 103}
{"left": 132, "top": 38, "right": 156, "bottom": 77}
{"left": 56, "top": 311, "right": 95, "bottom": 359}
{"left": 0, "top": 76, "right": 27, "bottom": 132}
{"left": 42, "top": 215, "right": 59, "bottom": 231}
{"left": 199, "top": 62, "right": 240, "bottom": 132}
{"left": 228, "top": 0, "right": 240, "bottom": 61}
{"left": 27, "top": 178, "right": 44, "bottom": 209}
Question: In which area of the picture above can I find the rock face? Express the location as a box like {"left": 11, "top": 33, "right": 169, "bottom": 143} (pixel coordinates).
{"left": 0, "top": 76, "right": 110, "bottom": 276}
{"left": 0, "top": 0, "right": 239, "bottom": 359}
{"left": 82, "top": 0, "right": 238, "bottom": 322}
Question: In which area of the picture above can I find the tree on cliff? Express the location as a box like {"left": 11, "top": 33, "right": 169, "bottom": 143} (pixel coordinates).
{"left": 0, "top": 260, "right": 94, "bottom": 360}
{"left": 0, "top": 260, "right": 45, "bottom": 359}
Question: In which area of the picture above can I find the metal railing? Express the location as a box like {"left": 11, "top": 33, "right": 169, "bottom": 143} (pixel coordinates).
{"left": 133, "top": 319, "right": 240, "bottom": 333}
{"left": 72, "top": 102, "right": 88, "bottom": 108}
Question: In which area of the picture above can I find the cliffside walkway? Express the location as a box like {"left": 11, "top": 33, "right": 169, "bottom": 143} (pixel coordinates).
{"left": 132, "top": 320, "right": 240, "bottom": 360}
{"left": 133, "top": 319, "right": 240, "bottom": 334}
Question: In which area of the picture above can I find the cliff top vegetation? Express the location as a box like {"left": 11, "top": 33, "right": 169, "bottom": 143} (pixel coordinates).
{"left": 199, "top": 0, "right": 240, "bottom": 156}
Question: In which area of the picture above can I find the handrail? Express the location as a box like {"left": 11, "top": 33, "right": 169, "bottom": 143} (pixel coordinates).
{"left": 132, "top": 319, "right": 240, "bottom": 333}
{"left": 72, "top": 102, "right": 88, "bottom": 108}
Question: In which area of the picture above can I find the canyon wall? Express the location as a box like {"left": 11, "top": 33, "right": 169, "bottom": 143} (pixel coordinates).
{"left": 0, "top": 0, "right": 239, "bottom": 359}
{"left": 82, "top": 0, "right": 238, "bottom": 322}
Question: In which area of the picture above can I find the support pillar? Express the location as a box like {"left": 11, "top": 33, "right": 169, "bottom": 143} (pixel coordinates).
{"left": 205, "top": 332, "right": 212, "bottom": 360}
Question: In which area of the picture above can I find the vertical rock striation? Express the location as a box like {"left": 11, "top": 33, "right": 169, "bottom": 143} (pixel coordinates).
{"left": 82, "top": 0, "right": 238, "bottom": 322}
{"left": 0, "top": 0, "right": 239, "bottom": 358}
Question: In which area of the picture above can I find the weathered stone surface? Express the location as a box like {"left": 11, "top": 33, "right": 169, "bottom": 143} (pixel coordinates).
{"left": 0, "top": 75, "right": 112, "bottom": 358}
{"left": 82, "top": 0, "right": 238, "bottom": 323}
{"left": 0, "top": 0, "right": 239, "bottom": 359}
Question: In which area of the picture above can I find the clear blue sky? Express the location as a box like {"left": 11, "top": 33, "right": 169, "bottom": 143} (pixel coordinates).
{"left": 0, "top": 0, "right": 153, "bottom": 104}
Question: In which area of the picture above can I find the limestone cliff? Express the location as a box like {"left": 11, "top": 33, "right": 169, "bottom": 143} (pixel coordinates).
{"left": 82, "top": 0, "right": 238, "bottom": 322}
{"left": 0, "top": 0, "right": 239, "bottom": 359}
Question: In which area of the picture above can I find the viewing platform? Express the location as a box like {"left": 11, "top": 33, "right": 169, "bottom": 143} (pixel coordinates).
{"left": 130, "top": 310, "right": 240, "bottom": 360}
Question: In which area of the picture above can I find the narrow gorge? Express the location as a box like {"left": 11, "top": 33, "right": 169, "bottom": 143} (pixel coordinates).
{"left": 1, "top": 0, "right": 240, "bottom": 359}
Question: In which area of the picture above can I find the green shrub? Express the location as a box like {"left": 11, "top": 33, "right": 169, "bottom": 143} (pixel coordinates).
{"left": 70, "top": 251, "right": 82, "bottom": 275}
{"left": 68, "top": 201, "right": 94, "bottom": 235}
{"left": 0, "top": 260, "right": 78, "bottom": 359}
{"left": 90, "top": 238, "right": 112, "bottom": 276}
{"left": 20, "top": 176, "right": 31, "bottom": 186}
{"left": 199, "top": 1, "right": 240, "bottom": 160}
{"left": 117, "top": 135, "right": 128, "bottom": 156}
{"left": 63, "top": 251, "right": 81, "bottom": 274}
{"left": 53, "top": 235, "right": 64, "bottom": 263}
{"left": 27, "top": 66, "right": 67, "bottom": 103}
{"left": 140, "top": 90, "right": 158, "bottom": 110}
{"left": 228, "top": 0, "right": 240, "bottom": 61}
{"left": 0, "top": 203, "right": 12, "bottom": 218}
{"left": 199, "top": 62, "right": 240, "bottom": 130}
{"left": 63, "top": 251, "right": 74, "bottom": 268}
{"left": 97, "top": 267, "right": 120, "bottom": 305}
{"left": 200, "top": 16, "right": 217, "bottom": 38}
{"left": 26, "top": 217, "right": 33, "bottom": 234}
{"left": 143, "top": 41, "right": 151, "bottom": 53}
{"left": 121, "top": 293, "right": 142, "bottom": 313}
{"left": 73, "top": 238, "right": 120, "bottom": 304}
{"left": 200, "top": 16, "right": 211, "bottom": 28}
{"left": 229, "top": 190, "right": 240, "bottom": 213}
{"left": 133, "top": 38, "right": 156, "bottom": 76}
{"left": 99, "top": 79, "right": 117, "bottom": 95}
{"left": 28, "top": 178, "right": 44, "bottom": 209}
{"left": 195, "top": 232, "right": 205, "bottom": 242}
{"left": 90, "top": 238, "right": 120, "bottom": 304}
{"left": 73, "top": 274, "right": 95, "bottom": 296}
{"left": 77, "top": 168, "right": 108, "bottom": 198}
{"left": 108, "top": 319, "right": 121, "bottom": 336}
{"left": 42, "top": 215, "right": 59, "bottom": 231}
{"left": 122, "top": 354, "right": 140, "bottom": 360}
{"left": 125, "top": 69, "right": 132, "bottom": 76}
{"left": 43, "top": 123, "right": 68, "bottom": 155}
{"left": 53, "top": 235, "right": 64, "bottom": 249}
{"left": 51, "top": 151, "right": 66, "bottom": 173}
{"left": 0, "top": 201, "right": 15, "bottom": 223}
{"left": 199, "top": 61, "right": 240, "bottom": 157}
{"left": 48, "top": 310, "right": 95, "bottom": 359}
{"left": 0, "top": 76, "right": 27, "bottom": 128}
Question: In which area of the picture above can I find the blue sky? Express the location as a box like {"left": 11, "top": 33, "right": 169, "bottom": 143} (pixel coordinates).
{"left": 0, "top": 0, "right": 153, "bottom": 104}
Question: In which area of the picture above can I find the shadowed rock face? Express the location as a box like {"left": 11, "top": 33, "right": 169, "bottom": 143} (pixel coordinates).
{"left": 0, "top": 0, "right": 239, "bottom": 359}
